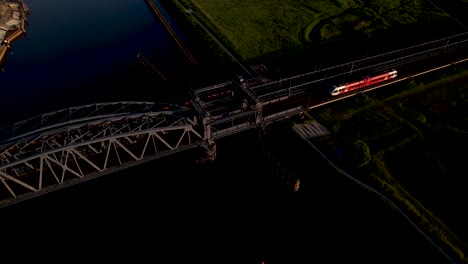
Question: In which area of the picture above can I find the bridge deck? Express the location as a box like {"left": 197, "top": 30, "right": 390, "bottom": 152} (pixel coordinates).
{"left": 1, "top": 33, "right": 468, "bottom": 207}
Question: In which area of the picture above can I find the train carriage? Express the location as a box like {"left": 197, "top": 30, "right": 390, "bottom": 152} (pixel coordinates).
{"left": 330, "top": 70, "right": 397, "bottom": 96}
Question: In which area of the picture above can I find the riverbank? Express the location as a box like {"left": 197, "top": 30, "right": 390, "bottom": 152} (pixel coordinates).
{"left": 0, "top": 0, "right": 28, "bottom": 70}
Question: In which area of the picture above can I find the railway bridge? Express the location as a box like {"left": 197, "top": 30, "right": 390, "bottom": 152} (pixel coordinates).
{"left": 1, "top": 32, "right": 468, "bottom": 208}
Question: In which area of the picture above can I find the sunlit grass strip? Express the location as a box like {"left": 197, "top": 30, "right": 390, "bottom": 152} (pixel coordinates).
{"left": 175, "top": 0, "right": 447, "bottom": 61}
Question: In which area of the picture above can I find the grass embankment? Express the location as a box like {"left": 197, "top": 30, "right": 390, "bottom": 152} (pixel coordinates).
{"left": 172, "top": 0, "right": 462, "bottom": 71}
{"left": 306, "top": 63, "right": 468, "bottom": 263}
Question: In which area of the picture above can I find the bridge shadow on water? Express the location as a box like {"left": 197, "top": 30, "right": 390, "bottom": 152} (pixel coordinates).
{"left": 0, "top": 120, "right": 452, "bottom": 264}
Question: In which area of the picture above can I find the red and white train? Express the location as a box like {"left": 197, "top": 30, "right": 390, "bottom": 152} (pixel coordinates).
{"left": 329, "top": 69, "right": 397, "bottom": 96}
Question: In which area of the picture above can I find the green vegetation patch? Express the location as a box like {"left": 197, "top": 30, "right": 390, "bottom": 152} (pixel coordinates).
{"left": 308, "top": 64, "right": 468, "bottom": 263}
{"left": 176, "top": 0, "right": 448, "bottom": 61}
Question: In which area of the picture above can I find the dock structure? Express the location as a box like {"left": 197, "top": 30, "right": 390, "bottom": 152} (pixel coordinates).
{"left": 144, "top": 0, "right": 198, "bottom": 65}
{"left": 135, "top": 51, "right": 168, "bottom": 80}
{"left": 0, "top": 0, "right": 29, "bottom": 70}
{"left": 0, "top": 42, "right": 7, "bottom": 68}
{"left": 17, "top": 0, "right": 28, "bottom": 15}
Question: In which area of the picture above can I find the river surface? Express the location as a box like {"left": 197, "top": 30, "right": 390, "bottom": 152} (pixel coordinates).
{"left": 0, "top": 0, "right": 193, "bottom": 124}
{"left": 0, "top": 1, "right": 454, "bottom": 263}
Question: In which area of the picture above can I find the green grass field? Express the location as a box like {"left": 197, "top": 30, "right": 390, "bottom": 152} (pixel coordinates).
{"left": 176, "top": 0, "right": 454, "bottom": 62}
{"left": 307, "top": 64, "right": 468, "bottom": 263}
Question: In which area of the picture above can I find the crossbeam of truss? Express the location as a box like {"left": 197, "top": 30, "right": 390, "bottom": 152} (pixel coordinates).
{"left": 0, "top": 105, "right": 203, "bottom": 207}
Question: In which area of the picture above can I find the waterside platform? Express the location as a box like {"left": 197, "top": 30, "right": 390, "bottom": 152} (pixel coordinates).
{"left": 144, "top": 0, "right": 197, "bottom": 65}
{"left": 0, "top": 0, "right": 29, "bottom": 70}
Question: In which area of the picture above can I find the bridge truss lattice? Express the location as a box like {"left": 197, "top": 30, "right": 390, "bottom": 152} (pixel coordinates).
{"left": 0, "top": 102, "right": 204, "bottom": 208}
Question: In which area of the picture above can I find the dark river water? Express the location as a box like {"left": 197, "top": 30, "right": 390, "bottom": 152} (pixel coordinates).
{"left": 0, "top": 0, "right": 456, "bottom": 263}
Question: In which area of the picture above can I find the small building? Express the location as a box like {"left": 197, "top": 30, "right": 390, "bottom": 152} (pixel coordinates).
{"left": 0, "top": 28, "right": 6, "bottom": 43}
{"left": 5, "top": 18, "right": 20, "bottom": 29}
{"left": 7, "top": 3, "right": 19, "bottom": 10}
{"left": 11, "top": 10, "right": 20, "bottom": 20}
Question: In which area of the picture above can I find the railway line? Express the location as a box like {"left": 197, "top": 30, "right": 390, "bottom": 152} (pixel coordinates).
{"left": 261, "top": 45, "right": 468, "bottom": 118}
{"left": 1, "top": 28, "right": 468, "bottom": 208}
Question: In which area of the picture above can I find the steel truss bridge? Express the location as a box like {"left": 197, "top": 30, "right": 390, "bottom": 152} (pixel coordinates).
{"left": 1, "top": 32, "right": 468, "bottom": 207}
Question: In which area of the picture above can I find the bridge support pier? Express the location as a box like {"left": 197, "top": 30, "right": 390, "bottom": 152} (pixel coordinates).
{"left": 196, "top": 142, "right": 217, "bottom": 163}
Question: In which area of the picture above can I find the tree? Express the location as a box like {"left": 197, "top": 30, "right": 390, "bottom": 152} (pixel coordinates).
{"left": 346, "top": 139, "right": 371, "bottom": 167}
